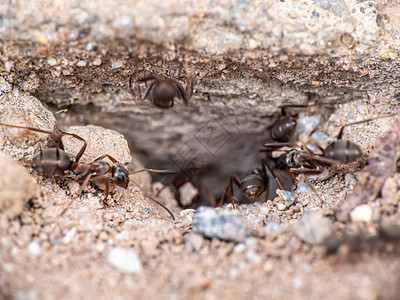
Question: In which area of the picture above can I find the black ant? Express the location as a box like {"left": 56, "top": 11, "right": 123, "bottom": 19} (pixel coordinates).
{"left": 263, "top": 113, "right": 399, "bottom": 188}
{"left": 130, "top": 75, "right": 194, "bottom": 108}
{"left": 0, "top": 123, "right": 176, "bottom": 219}
{"left": 217, "top": 159, "right": 288, "bottom": 209}
{"left": 269, "top": 98, "right": 350, "bottom": 143}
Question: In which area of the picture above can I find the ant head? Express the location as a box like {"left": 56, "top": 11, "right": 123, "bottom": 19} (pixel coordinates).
{"left": 111, "top": 163, "right": 129, "bottom": 188}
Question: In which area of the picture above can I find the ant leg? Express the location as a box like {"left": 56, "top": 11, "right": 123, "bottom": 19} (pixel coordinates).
{"left": 60, "top": 173, "right": 93, "bottom": 216}
{"left": 136, "top": 76, "right": 156, "bottom": 101}
{"left": 261, "top": 159, "right": 284, "bottom": 190}
{"left": 60, "top": 131, "right": 87, "bottom": 164}
{"left": 130, "top": 180, "right": 175, "bottom": 220}
{"left": 0, "top": 123, "right": 87, "bottom": 164}
{"left": 263, "top": 142, "right": 298, "bottom": 149}
{"left": 335, "top": 113, "right": 399, "bottom": 140}
{"left": 0, "top": 123, "right": 65, "bottom": 149}
{"left": 94, "top": 154, "right": 117, "bottom": 164}
{"left": 199, "top": 181, "right": 216, "bottom": 207}
{"left": 217, "top": 175, "right": 241, "bottom": 209}
{"left": 101, "top": 179, "right": 111, "bottom": 208}
{"left": 301, "top": 174, "right": 325, "bottom": 205}
{"left": 129, "top": 168, "right": 176, "bottom": 175}
{"left": 141, "top": 81, "right": 155, "bottom": 101}
{"left": 175, "top": 76, "right": 194, "bottom": 106}
{"left": 289, "top": 171, "right": 298, "bottom": 191}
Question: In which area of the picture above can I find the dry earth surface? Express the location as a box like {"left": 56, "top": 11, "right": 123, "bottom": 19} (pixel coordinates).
{"left": 1, "top": 0, "right": 400, "bottom": 299}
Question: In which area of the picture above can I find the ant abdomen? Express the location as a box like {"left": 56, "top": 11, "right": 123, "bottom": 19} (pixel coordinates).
{"left": 32, "top": 148, "right": 72, "bottom": 175}
{"left": 240, "top": 174, "right": 265, "bottom": 199}
{"left": 152, "top": 81, "right": 177, "bottom": 108}
{"left": 323, "top": 140, "right": 362, "bottom": 163}
{"left": 270, "top": 116, "right": 297, "bottom": 142}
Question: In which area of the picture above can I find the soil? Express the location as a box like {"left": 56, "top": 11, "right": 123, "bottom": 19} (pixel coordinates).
{"left": 1, "top": 86, "right": 400, "bottom": 300}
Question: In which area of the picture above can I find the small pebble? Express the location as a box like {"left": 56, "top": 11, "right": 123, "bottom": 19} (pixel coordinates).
{"left": 293, "top": 210, "right": 334, "bottom": 244}
{"left": 186, "top": 232, "right": 205, "bottom": 252}
{"left": 265, "top": 222, "right": 285, "bottom": 235}
{"left": 179, "top": 182, "right": 199, "bottom": 206}
{"left": 381, "top": 177, "right": 398, "bottom": 204}
{"left": 345, "top": 174, "right": 357, "bottom": 189}
{"left": 28, "top": 241, "right": 41, "bottom": 260}
{"left": 107, "top": 247, "right": 142, "bottom": 274}
{"left": 47, "top": 57, "right": 57, "bottom": 66}
{"left": 77, "top": 60, "right": 87, "bottom": 67}
{"left": 276, "top": 190, "right": 296, "bottom": 210}
{"left": 62, "top": 227, "right": 77, "bottom": 244}
{"left": 92, "top": 57, "right": 102, "bottom": 66}
{"left": 111, "top": 61, "right": 123, "bottom": 69}
{"left": 233, "top": 243, "right": 246, "bottom": 254}
{"left": 5, "top": 61, "right": 14, "bottom": 72}
{"left": 350, "top": 204, "right": 373, "bottom": 222}
{"left": 15, "top": 290, "right": 37, "bottom": 300}
{"left": 86, "top": 43, "right": 97, "bottom": 51}
{"left": 192, "top": 206, "right": 249, "bottom": 242}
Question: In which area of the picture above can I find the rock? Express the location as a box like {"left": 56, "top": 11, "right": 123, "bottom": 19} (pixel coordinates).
{"left": 293, "top": 210, "right": 334, "bottom": 244}
{"left": 192, "top": 206, "right": 249, "bottom": 243}
{"left": 265, "top": 222, "right": 286, "bottom": 235}
{"left": 179, "top": 182, "right": 199, "bottom": 206}
{"left": 186, "top": 233, "right": 205, "bottom": 252}
{"left": 107, "top": 247, "right": 142, "bottom": 274}
{"left": 275, "top": 190, "right": 296, "bottom": 211}
{"left": 62, "top": 125, "right": 132, "bottom": 165}
{"left": 350, "top": 205, "right": 373, "bottom": 223}
{"left": 0, "top": 81, "right": 56, "bottom": 149}
{"left": 27, "top": 241, "right": 41, "bottom": 260}
{"left": 381, "top": 177, "right": 399, "bottom": 205}
{"left": 0, "top": 152, "right": 40, "bottom": 219}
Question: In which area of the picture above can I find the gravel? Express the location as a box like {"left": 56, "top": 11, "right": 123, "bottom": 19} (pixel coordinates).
{"left": 192, "top": 206, "right": 249, "bottom": 242}
{"left": 293, "top": 210, "right": 335, "bottom": 244}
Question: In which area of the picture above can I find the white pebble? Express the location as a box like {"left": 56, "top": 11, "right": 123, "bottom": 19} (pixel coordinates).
{"left": 233, "top": 243, "right": 246, "bottom": 253}
{"left": 265, "top": 222, "right": 284, "bottom": 235}
{"left": 28, "top": 241, "right": 41, "bottom": 260}
{"left": 77, "top": 60, "right": 87, "bottom": 67}
{"left": 112, "top": 61, "right": 123, "bottom": 69}
{"left": 47, "top": 57, "right": 58, "bottom": 66}
{"left": 277, "top": 202, "right": 287, "bottom": 211}
{"left": 350, "top": 205, "right": 373, "bottom": 222}
{"left": 62, "top": 227, "right": 77, "bottom": 244}
{"left": 107, "top": 247, "right": 142, "bottom": 274}
{"left": 5, "top": 61, "right": 14, "bottom": 72}
{"left": 92, "top": 57, "right": 102, "bottom": 66}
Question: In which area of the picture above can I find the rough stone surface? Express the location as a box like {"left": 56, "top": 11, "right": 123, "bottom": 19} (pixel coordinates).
{"left": 293, "top": 210, "right": 334, "bottom": 244}
{"left": 192, "top": 206, "right": 249, "bottom": 242}
{"left": 61, "top": 124, "right": 132, "bottom": 165}
{"left": 107, "top": 247, "right": 143, "bottom": 274}
{"left": 0, "top": 152, "right": 40, "bottom": 219}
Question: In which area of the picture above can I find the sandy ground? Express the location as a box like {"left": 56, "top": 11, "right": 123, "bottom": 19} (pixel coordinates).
{"left": 1, "top": 86, "right": 400, "bottom": 300}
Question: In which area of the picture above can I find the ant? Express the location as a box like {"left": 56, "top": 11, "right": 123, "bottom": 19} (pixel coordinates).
{"left": 269, "top": 98, "right": 350, "bottom": 143}
{"left": 263, "top": 113, "right": 399, "bottom": 189}
{"left": 217, "top": 159, "right": 288, "bottom": 209}
{"left": 0, "top": 123, "right": 176, "bottom": 219}
{"left": 130, "top": 75, "right": 194, "bottom": 108}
